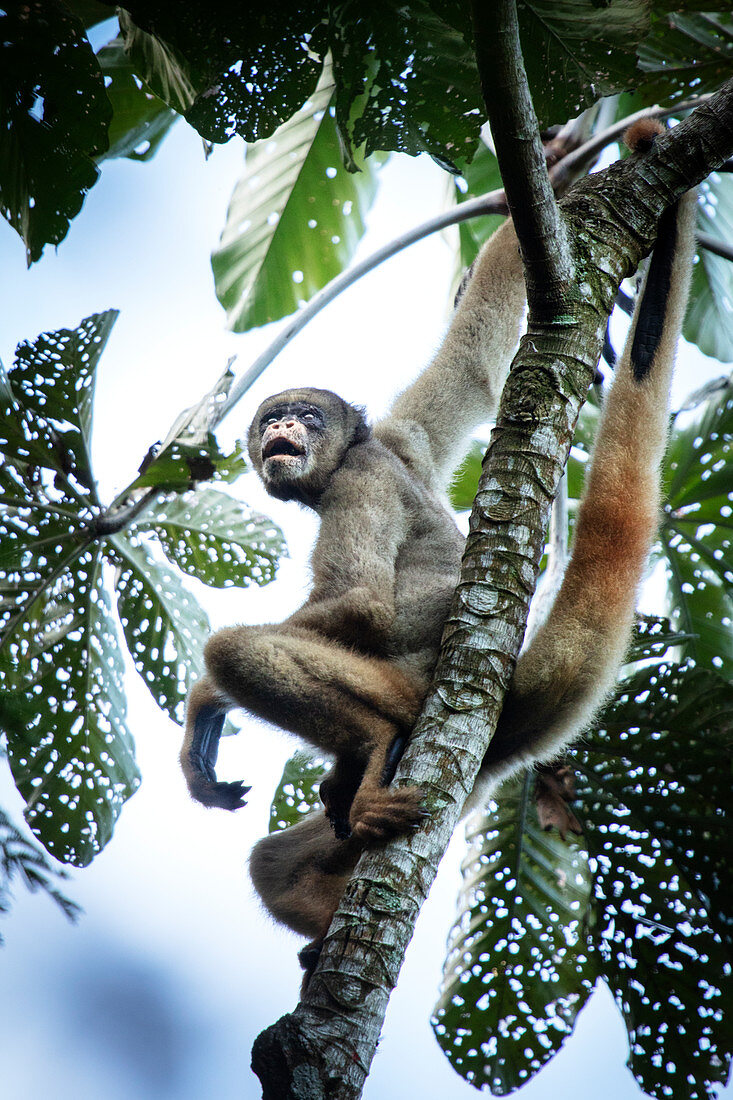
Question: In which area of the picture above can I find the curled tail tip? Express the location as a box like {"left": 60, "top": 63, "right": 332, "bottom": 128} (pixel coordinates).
{"left": 624, "top": 118, "right": 665, "bottom": 153}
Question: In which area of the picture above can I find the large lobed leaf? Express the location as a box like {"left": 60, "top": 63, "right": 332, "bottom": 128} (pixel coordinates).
{"left": 434, "top": 775, "right": 596, "bottom": 1093}
{"left": 435, "top": 650, "right": 732, "bottom": 1098}
{"left": 518, "top": 0, "right": 649, "bottom": 129}
{"left": 212, "top": 66, "right": 383, "bottom": 332}
{"left": 0, "top": 0, "right": 110, "bottom": 263}
{"left": 572, "top": 661, "right": 733, "bottom": 1099}
{"left": 140, "top": 489, "right": 285, "bottom": 590}
{"left": 113, "top": 2, "right": 325, "bottom": 144}
{"left": 0, "top": 312, "right": 288, "bottom": 864}
{"left": 661, "top": 374, "right": 733, "bottom": 678}
{"left": 108, "top": 531, "right": 209, "bottom": 725}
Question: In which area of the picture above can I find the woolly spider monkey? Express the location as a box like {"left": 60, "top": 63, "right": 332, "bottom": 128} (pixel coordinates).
{"left": 180, "top": 121, "right": 696, "bottom": 976}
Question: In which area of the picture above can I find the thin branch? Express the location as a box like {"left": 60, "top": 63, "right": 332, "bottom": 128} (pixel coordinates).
{"left": 217, "top": 191, "right": 509, "bottom": 421}
{"left": 698, "top": 231, "right": 733, "bottom": 263}
{"left": 218, "top": 96, "right": 716, "bottom": 425}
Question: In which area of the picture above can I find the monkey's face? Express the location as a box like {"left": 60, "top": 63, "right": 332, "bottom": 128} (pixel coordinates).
{"left": 259, "top": 401, "right": 323, "bottom": 485}
{"left": 248, "top": 388, "right": 371, "bottom": 505}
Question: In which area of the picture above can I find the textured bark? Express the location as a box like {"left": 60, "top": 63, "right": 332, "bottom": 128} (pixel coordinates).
{"left": 252, "top": 45, "right": 733, "bottom": 1100}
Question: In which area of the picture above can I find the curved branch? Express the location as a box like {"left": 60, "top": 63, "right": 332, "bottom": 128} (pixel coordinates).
{"left": 217, "top": 190, "right": 509, "bottom": 421}
{"left": 470, "top": 0, "right": 573, "bottom": 313}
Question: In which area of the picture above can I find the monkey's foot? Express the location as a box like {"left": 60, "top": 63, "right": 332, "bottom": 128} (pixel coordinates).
{"left": 349, "top": 786, "right": 425, "bottom": 842}
{"left": 189, "top": 776, "right": 251, "bottom": 811}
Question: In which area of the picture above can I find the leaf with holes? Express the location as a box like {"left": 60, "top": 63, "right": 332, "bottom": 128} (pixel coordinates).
{"left": 121, "top": 363, "right": 248, "bottom": 496}
{"left": 0, "top": 2, "right": 111, "bottom": 262}
{"left": 518, "top": 0, "right": 648, "bottom": 129}
{"left": 685, "top": 173, "right": 733, "bottom": 364}
{"left": 638, "top": 12, "right": 733, "bottom": 106}
{"left": 433, "top": 774, "right": 596, "bottom": 1093}
{"left": 660, "top": 374, "right": 733, "bottom": 678}
{"left": 138, "top": 489, "right": 285, "bottom": 590}
{"left": 269, "top": 751, "right": 327, "bottom": 834}
{"left": 212, "top": 66, "right": 382, "bottom": 332}
{"left": 571, "top": 660, "right": 733, "bottom": 1100}
{"left": 331, "top": 1, "right": 482, "bottom": 167}
{"left": 0, "top": 544, "right": 139, "bottom": 867}
{"left": 117, "top": 3, "right": 325, "bottom": 144}
{"left": 7, "top": 311, "right": 118, "bottom": 502}
{"left": 108, "top": 531, "right": 209, "bottom": 724}
{"left": 96, "top": 33, "right": 179, "bottom": 163}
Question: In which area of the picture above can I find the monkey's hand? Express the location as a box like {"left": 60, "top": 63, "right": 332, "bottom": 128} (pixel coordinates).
{"left": 349, "top": 785, "right": 425, "bottom": 842}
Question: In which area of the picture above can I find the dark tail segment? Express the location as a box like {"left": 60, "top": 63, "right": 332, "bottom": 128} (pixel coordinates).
{"left": 185, "top": 704, "right": 250, "bottom": 811}
{"left": 630, "top": 201, "right": 680, "bottom": 382}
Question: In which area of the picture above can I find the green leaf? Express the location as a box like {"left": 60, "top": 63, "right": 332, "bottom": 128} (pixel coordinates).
{"left": 108, "top": 531, "right": 209, "bottom": 724}
{"left": 452, "top": 140, "right": 505, "bottom": 273}
{"left": 116, "top": 10, "right": 198, "bottom": 117}
{"left": 114, "top": 3, "right": 324, "bottom": 144}
{"left": 449, "top": 440, "right": 486, "bottom": 512}
{"left": 661, "top": 374, "right": 733, "bottom": 678}
{"left": 573, "top": 661, "right": 733, "bottom": 1099}
{"left": 637, "top": 12, "right": 733, "bottom": 106}
{"left": 269, "top": 751, "right": 327, "bottom": 834}
{"left": 685, "top": 174, "right": 733, "bottom": 364}
{"left": 96, "top": 34, "right": 179, "bottom": 162}
{"left": 0, "top": 802, "right": 81, "bottom": 934}
{"left": 0, "top": 1, "right": 111, "bottom": 263}
{"left": 0, "top": 544, "right": 139, "bottom": 867}
{"left": 212, "top": 68, "right": 382, "bottom": 332}
{"left": 518, "top": 0, "right": 649, "bottom": 129}
{"left": 120, "top": 363, "right": 248, "bottom": 496}
{"left": 7, "top": 311, "right": 118, "bottom": 503}
{"left": 331, "top": 0, "right": 482, "bottom": 165}
{"left": 433, "top": 774, "right": 596, "bottom": 1093}
{"left": 139, "top": 488, "right": 285, "bottom": 590}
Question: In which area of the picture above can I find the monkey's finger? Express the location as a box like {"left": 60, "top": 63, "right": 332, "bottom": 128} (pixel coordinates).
{"left": 203, "top": 779, "right": 251, "bottom": 811}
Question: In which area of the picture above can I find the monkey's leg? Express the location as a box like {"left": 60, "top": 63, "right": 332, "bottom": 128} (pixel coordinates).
{"left": 201, "top": 623, "right": 425, "bottom": 838}
{"left": 180, "top": 677, "right": 251, "bottom": 810}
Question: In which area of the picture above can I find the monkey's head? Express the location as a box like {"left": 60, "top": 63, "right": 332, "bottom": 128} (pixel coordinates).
{"left": 248, "top": 388, "right": 371, "bottom": 504}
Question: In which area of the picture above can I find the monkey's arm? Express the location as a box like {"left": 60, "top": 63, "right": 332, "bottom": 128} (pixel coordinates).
{"left": 376, "top": 218, "right": 526, "bottom": 489}
{"left": 468, "top": 190, "right": 697, "bottom": 807}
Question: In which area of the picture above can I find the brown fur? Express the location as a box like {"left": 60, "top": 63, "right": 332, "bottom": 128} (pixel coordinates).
{"left": 181, "top": 195, "right": 695, "bottom": 958}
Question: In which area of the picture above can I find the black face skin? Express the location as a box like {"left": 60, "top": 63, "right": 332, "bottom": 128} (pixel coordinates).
{"left": 247, "top": 388, "right": 371, "bottom": 506}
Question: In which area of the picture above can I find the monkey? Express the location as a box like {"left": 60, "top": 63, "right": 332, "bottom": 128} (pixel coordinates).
{"left": 180, "top": 120, "right": 697, "bottom": 974}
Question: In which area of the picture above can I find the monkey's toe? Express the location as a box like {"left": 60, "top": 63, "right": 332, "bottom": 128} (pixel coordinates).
{"left": 191, "top": 777, "right": 251, "bottom": 811}
{"left": 350, "top": 786, "right": 425, "bottom": 842}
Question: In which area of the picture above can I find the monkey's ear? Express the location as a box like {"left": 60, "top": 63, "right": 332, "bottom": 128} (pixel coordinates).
{"left": 350, "top": 406, "right": 371, "bottom": 446}
{"left": 624, "top": 118, "right": 665, "bottom": 153}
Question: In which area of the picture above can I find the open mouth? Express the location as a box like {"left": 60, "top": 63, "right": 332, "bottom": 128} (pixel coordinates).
{"left": 262, "top": 438, "right": 306, "bottom": 460}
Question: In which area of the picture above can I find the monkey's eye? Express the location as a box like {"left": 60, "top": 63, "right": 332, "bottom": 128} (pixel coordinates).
{"left": 302, "top": 412, "right": 316, "bottom": 421}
